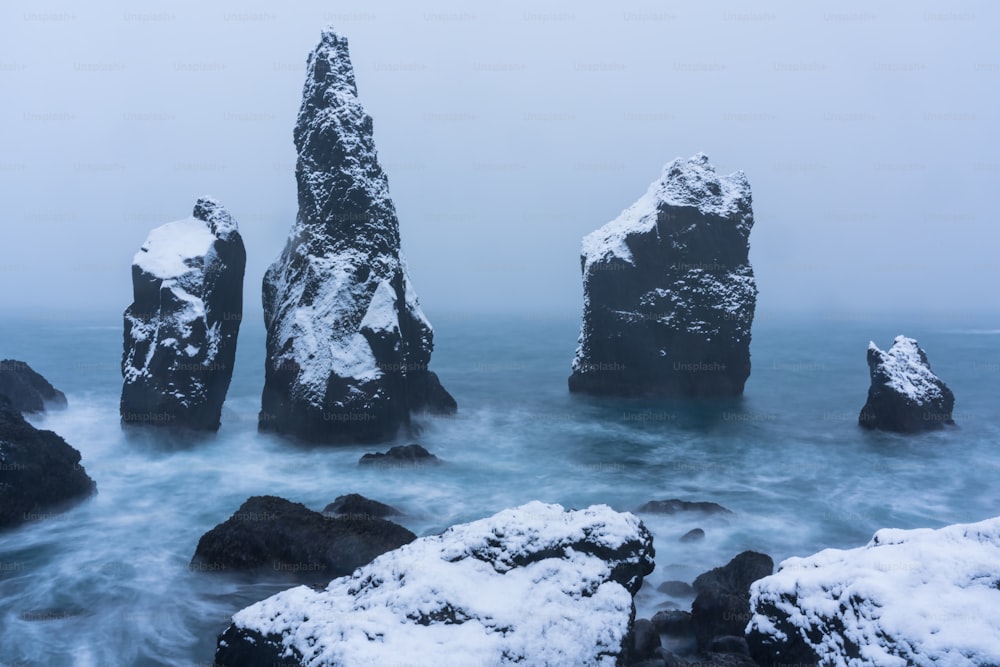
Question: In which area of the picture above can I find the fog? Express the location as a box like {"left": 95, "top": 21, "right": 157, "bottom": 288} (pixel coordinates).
{"left": 1, "top": 0, "right": 997, "bottom": 324}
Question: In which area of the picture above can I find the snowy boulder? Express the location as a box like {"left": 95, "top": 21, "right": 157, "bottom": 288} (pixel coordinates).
{"left": 747, "top": 516, "right": 1000, "bottom": 667}
{"left": 570, "top": 154, "right": 757, "bottom": 398}
{"left": 191, "top": 495, "right": 415, "bottom": 581}
{"left": 121, "top": 197, "right": 245, "bottom": 431}
{"left": 259, "top": 27, "right": 455, "bottom": 444}
{"left": 0, "top": 398, "right": 95, "bottom": 529}
{"left": 215, "top": 501, "right": 655, "bottom": 666}
{"left": 859, "top": 336, "right": 955, "bottom": 433}
{"left": 0, "top": 359, "right": 67, "bottom": 414}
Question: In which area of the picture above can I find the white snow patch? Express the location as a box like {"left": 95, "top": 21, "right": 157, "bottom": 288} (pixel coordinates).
{"left": 870, "top": 336, "right": 945, "bottom": 404}
{"left": 749, "top": 515, "right": 1000, "bottom": 666}
{"left": 228, "top": 502, "right": 652, "bottom": 666}
{"left": 360, "top": 280, "right": 399, "bottom": 334}
{"left": 134, "top": 217, "right": 216, "bottom": 279}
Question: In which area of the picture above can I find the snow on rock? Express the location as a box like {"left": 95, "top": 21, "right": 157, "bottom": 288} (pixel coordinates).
{"left": 259, "top": 26, "right": 455, "bottom": 443}
{"left": 858, "top": 336, "right": 955, "bottom": 433}
{"left": 215, "top": 501, "right": 655, "bottom": 667}
{"left": 747, "top": 516, "right": 1000, "bottom": 667}
{"left": 570, "top": 154, "right": 757, "bottom": 398}
{"left": 121, "top": 197, "right": 245, "bottom": 431}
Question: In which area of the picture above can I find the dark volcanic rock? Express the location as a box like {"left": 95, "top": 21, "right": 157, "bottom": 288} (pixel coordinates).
{"left": 121, "top": 197, "right": 245, "bottom": 431}
{"left": 637, "top": 499, "right": 733, "bottom": 516}
{"left": 321, "top": 493, "right": 402, "bottom": 519}
{"left": 652, "top": 609, "right": 693, "bottom": 636}
{"left": 691, "top": 551, "right": 773, "bottom": 652}
{"left": 0, "top": 360, "right": 67, "bottom": 414}
{"left": 191, "top": 495, "right": 415, "bottom": 580}
{"left": 859, "top": 335, "right": 955, "bottom": 433}
{"left": 0, "top": 399, "right": 95, "bottom": 529}
{"left": 358, "top": 443, "right": 440, "bottom": 466}
{"left": 259, "top": 28, "right": 455, "bottom": 444}
{"left": 570, "top": 154, "right": 757, "bottom": 398}
{"left": 216, "top": 502, "right": 655, "bottom": 666}
{"left": 658, "top": 580, "right": 695, "bottom": 597}
{"left": 627, "top": 618, "right": 663, "bottom": 663}
{"left": 680, "top": 528, "right": 706, "bottom": 542}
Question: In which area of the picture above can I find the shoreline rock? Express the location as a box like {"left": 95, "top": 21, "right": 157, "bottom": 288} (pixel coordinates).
{"left": 359, "top": 443, "right": 440, "bottom": 466}
{"left": 570, "top": 153, "right": 757, "bottom": 398}
{"left": 0, "top": 359, "right": 67, "bottom": 414}
{"left": 121, "top": 197, "right": 245, "bottom": 431}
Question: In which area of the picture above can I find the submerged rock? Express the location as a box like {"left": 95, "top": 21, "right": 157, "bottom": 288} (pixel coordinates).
{"left": 637, "top": 499, "right": 733, "bottom": 516}
{"left": 859, "top": 335, "right": 955, "bottom": 433}
{"left": 358, "top": 443, "right": 440, "bottom": 466}
{"left": 190, "top": 495, "right": 415, "bottom": 581}
{"left": 0, "top": 399, "right": 95, "bottom": 529}
{"left": 748, "top": 516, "right": 1000, "bottom": 667}
{"left": 0, "top": 359, "right": 67, "bottom": 414}
{"left": 570, "top": 154, "right": 757, "bottom": 398}
{"left": 121, "top": 197, "right": 245, "bottom": 431}
{"left": 215, "top": 501, "right": 655, "bottom": 666}
{"left": 321, "top": 493, "right": 402, "bottom": 519}
{"left": 259, "top": 27, "right": 455, "bottom": 444}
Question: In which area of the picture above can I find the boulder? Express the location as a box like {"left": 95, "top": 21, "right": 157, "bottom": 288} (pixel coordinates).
{"left": 570, "top": 154, "right": 757, "bottom": 397}
{"left": 0, "top": 399, "right": 95, "bottom": 529}
{"left": 358, "top": 443, "right": 440, "bottom": 466}
{"left": 216, "top": 501, "right": 655, "bottom": 666}
{"left": 680, "top": 528, "right": 705, "bottom": 543}
{"left": 0, "top": 359, "right": 67, "bottom": 413}
{"left": 259, "top": 27, "right": 455, "bottom": 443}
{"left": 859, "top": 336, "right": 955, "bottom": 433}
{"left": 190, "top": 495, "right": 415, "bottom": 580}
{"left": 652, "top": 610, "right": 693, "bottom": 637}
{"left": 637, "top": 499, "right": 733, "bottom": 516}
{"left": 321, "top": 493, "right": 402, "bottom": 519}
{"left": 121, "top": 197, "right": 245, "bottom": 431}
{"left": 691, "top": 551, "right": 773, "bottom": 652}
{"left": 748, "top": 516, "right": 1000, "bottom": 667}
{"left": 658, "top": 580, "right": 695, "bottom": 597}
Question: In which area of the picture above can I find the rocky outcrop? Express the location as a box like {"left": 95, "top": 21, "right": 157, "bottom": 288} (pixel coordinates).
{"left": 0, "top": 359, "right": 67, "bottom": 413}
{"left": 190, "top": 495, "right": 415, "bottom": 580}
{"left": 358, "top": 443, "right": 440, "bottom": 466}
{"left": 215, "top": 501, "right": 655, "bottom": 666}
{"left": 259, "top": 27, "right": 455, "bottom": 443}
{"left": 570, "top": 154, "right": 757, "bottom": 397}
{"left": 691, "top": 551, "right": 773, "bottom": 653}
{"left": 748, "top": 516, "right": 1000, "bottom": 667}
{"left": 121, "top": 197, "right": 245, "bottom": 431}
{"left": 0, "top": 399, "right": 95, "bottom": 529}
{"left": 859, "top": 336, "right": 955, "bottom": 433}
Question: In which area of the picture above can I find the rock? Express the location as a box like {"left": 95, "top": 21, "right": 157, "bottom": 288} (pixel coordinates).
{"left": 0, "top": 399, "right": 95, "bottom": 529}
{"left": 710, "top": 636, "right": 750, "bottom": 656}
{"left": 259, "top": 27, "right": 455, "bottom": 444}
{"left": 859, "top": 335, "right": 955, "bottom": 433}
{"left": 190, "top": 495, "right": 415, "bottom": 580}
{"left": 321, "top": 493, "right": 402, "bottom": 519}
{"left": 570, "top": 153, "right": 757, "bottom": 398}
{"left": 216, "top": 501, "right": 655, "bottom": 666}
{"left": 691, "top": 551, "right": 773, "bottom": 652}
{"left": 652, "top": 610, "right": 693, "bottom": 636}
{"left": 748, "top": 516, "right": 1000, "bottom": 667}
{"left": 0, "top": 360, "right": 67, "bottom": 414}
{"left": 628, "top": 618, "right": 663, "bottom": 663}
{"left": 358, "top": 443, "right": 441, "bottom": 466}
{"left": 680, "top": 528, "right": 705, "bottom": 542}
{"left": 658, "top": 580, "right": 695, "bottom": 597}
{"left": 121, "top": 197, "right": 245, "bottom": 431}
{"left": 637, "top": 499, "right": 733, "bottom": 516}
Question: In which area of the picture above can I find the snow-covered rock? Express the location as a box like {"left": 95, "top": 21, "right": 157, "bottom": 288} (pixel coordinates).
{"left": 259, "top": 27, "right": 455, "bottom": 443}
{"left": 747, "top": 516, "right": 1000, "bottom": 667}
{"left": 215, "top": 501, "right": 655, "bottom": 666}
{"left": 0, "top": 398, "right": 95, "bottom": 528}
{"left": 0, "top": 359, "right": 67, "bottom": 413}
{"left": 121, "top": 197, "right": 245, "bottom": 431}
{"left": 570, "top": 154, "right": 757, "bottom": 397}
{"left": 859, "top": 336, "right": 955, "bottom": 433}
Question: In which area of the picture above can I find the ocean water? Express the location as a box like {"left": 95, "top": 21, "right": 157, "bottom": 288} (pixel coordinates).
{"left": 1, "top": 310, "right": 999, "bottom": 666}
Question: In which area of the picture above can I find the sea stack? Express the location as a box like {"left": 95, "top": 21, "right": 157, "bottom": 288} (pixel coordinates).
{"left": 259, "top": 28, "right": 455, "bottom": 443}
{"left": 859, "top": 336, "right": 955, "bottom": 433}
{"left": 121, "top": 198, "right": 245, "bottom": 431}
{"left": 570, "top": 154, "right": 757, "bottom": 397}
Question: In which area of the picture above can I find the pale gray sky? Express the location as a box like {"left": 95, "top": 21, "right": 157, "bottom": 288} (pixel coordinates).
{"left": 1, "top": 1, "right": 997, "bottom": 322}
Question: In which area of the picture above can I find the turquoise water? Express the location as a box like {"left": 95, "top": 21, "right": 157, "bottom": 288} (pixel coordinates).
{"left": 1, "top": 311, "right": 998, "bottom": 665}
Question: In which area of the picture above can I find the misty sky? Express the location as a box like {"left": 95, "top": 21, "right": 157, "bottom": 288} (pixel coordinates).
{"left": 1, "top": 1, "right": 997, "bottom": 324}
